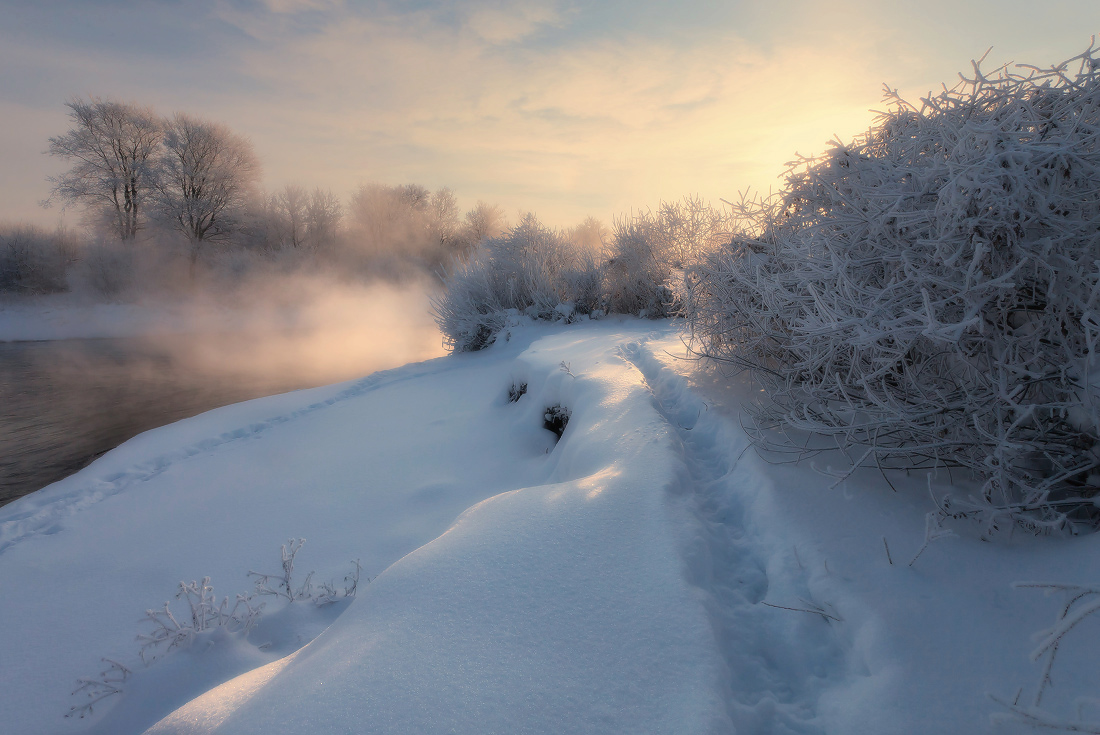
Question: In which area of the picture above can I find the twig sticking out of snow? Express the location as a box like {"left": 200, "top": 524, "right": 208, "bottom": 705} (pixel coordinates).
{"left": 908, "top": 512, "right": 957, "bottom": 567}
{"left": 1017, "top": 582, "right": 1100, "bottom": 707}
{"left": 991, "top": 581, "right": 1100, "bottom": 731}
{"left": 990, "top": 695, "right": 1100, "bottom": 733}
{"left": 314, "top": 559, "right": 363, "bottom": 606}
{"left": 760, "top": 599, "right": 842, "bottom": 623}
{"left": 248, "top": 538, "right": 313, "bottom": 601}
{"left": 66, "top": 659, "right": 130, "bottom": 719}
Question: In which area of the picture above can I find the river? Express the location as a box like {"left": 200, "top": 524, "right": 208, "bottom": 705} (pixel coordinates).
{"left": 0, "top": 332, "right": 440, "bottom": 507}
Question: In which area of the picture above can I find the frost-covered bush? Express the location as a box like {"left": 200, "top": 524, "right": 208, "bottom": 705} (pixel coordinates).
{"left": 436, "top": 199, "right": 729, "bottom": 351}
{"left": 603, "top": 212, "right": 673, "bottom": 317}
{"left": 0, "top": 224, "right": 77, "bottom": 293}
{"left": 67, "top": 539, "right": 361, "bottom": 719}
{"left": 605, "top": 197, "right": 729, "bottom": 318}
{"left": 683, "top": 45, "right": 1100, "bottom": 532}
{"left": 434, "top": 214, "right": 605, "bottom": 351}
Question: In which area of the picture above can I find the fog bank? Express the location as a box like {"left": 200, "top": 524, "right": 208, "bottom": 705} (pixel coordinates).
{"left": 0, "top": 275, "right": 445, "bottom": 386}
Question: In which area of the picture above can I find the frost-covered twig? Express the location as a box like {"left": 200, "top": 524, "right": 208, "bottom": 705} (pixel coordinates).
{"left": 992, "top": 580, "right": 1100, "bottom": 730}
{"left": 990, "top": 695, "right": 1100, "bottom": 733}
{"left": 760, "top": 599, "right": 842, "bottom": 623}
{"left": 312, "top": 558, "right": 360, "bottom": 606}
{"left": 66, "top": 659, "right": 130, "bottom": 719}
{"left": 908, "top": 511, "right": 958, "bottom": 567}
{"left": 249, "top": 538, "right": 311, "bottom": 601}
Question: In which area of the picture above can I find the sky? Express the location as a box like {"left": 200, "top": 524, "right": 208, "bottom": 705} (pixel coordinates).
{"left": 1, "top": 0, "right": 1098, "bottom": 230}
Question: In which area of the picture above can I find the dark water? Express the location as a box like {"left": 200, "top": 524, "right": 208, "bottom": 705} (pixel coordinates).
{"left": 0, "top": 337, "right": 359, "bottom": 507}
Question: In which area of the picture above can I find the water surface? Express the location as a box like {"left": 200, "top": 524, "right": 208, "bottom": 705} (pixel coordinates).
{"left": 0, "top": 335, "right": 402, "bottom": 507}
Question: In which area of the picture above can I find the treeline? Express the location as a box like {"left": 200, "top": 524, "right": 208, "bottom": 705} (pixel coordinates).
{"left": 1, "top": 98, "right": 511, "bottom": 297}
{"left": 437, "top": 45, "right": 1100, "bottom": 534}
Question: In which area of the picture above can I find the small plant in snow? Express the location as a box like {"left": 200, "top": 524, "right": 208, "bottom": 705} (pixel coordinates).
{"left": 247, "top": 538, "right": 362, "bottom": 605}
{"left": 312, "top": 559, "right": 363, "bottom": 607}
{"left": 991, "top": 582, "right": 1100, "bottom": 732}
{"left": 66, "top": 659, "right": 131, "bottom": 719}
{"left": 66, "top": 539, "right": 364, "bottom": 719}
{"left": 248, "top": 538, "right": 315, "bottom": 601}
{"left": 137, "top": 578, "right": 263, "bottom": 664}
{"left": 508, "top": 382, "right": 528, "bottom": 402}
{"left": 907, "top": 511, "right": 958, "bottom": 567}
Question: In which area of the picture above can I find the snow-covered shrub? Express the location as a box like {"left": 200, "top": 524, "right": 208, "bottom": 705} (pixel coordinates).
{"left": 508, "top": 382, "right": 528, "bottom": 402}
{"left": 137, "top": 577, "right": 264, "bottom": 665}
{"left": 435, "top": 200, "right": 726, "bottom": 351}
{"left": 658, "top": 195, "right": 729, "bottom": 269}
{"left": 683, "top": 45, "right": 1100, "bottom": 532}
{"left": 434, "top": 214, "right": 602, "bottom": 351}
{"left": 67, "top": 540, "right": 362, "bottom": 719}
{"left": 604, "top": 211, "right": 674, "bottom": 317}
{"left": 0, "top": 224, "right": 74, "bottom": 293}
{"left": 605, "top": 198, "right": 729, "bottom": 318}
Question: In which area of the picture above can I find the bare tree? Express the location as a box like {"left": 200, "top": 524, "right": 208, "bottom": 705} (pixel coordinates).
{"left": 47, "top": 98, "right": 162, "bottom": 241}
{"left": 565, "top": 216, "right": 607, "bottom": 253}
{"left": 305, "top": 187, "right": 341, "bottom": 250}
{"left": 275, "top": 184, "right": 308, "bottom": 248}
{"left": 155, "top": 113, "right": 260, "bottom": 270}
{"left": 462, "top": 201, "right": 508, "bottom": 246}
{"left": 428, "top": 187, "right": 460, "bottom": 248}
{"left": 396, "top": 184, "right": 430, "bottom": 211}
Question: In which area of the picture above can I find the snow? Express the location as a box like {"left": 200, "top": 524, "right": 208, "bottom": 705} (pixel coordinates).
{"left": 1, "top": 319, "right": 1098, "bottom": 734}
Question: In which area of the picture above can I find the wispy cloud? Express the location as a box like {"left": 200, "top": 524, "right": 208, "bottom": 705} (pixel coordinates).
{"left": 2, "top": 0, "right": 1097, "bottom": 227}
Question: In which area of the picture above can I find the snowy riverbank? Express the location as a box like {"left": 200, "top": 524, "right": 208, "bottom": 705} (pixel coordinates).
{"left": 1, "top": 319, "right": 1097, "bottom": 734}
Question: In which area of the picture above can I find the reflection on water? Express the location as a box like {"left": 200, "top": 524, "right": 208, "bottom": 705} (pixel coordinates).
{"left": 0, "top": 334, "right": 432, "bottom": 507}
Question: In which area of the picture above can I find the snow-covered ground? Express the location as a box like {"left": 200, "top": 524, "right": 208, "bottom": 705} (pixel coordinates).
{"left": 1, "top": 319, "right": 1097, "bottom": 734}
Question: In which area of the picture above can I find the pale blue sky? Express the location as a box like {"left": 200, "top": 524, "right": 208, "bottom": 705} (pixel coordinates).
{"left": 2, "top": 0, "right": 1098, "bottom": 228}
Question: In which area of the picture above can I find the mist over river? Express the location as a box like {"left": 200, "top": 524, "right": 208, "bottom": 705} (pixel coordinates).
{"left": 0, "top": 323, "right": 443, "bottom": 506}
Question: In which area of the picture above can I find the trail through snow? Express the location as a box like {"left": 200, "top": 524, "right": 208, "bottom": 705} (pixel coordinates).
{"left": 623, "top": 340, "right": 847, "bottom": 733}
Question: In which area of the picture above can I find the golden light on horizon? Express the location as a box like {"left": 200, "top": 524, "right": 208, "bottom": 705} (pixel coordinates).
{"left": 1, "top": 1, "right": 1097, "bottom": 229}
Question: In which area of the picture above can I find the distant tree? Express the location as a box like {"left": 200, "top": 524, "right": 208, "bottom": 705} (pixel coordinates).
{"left": 155, "top": 113, "right": 260, "bottom": 270}
{"left": 461, "top": 201, "right": 508, "bottom": 247}
{"left": 347, "top": 183, "right": 400, "bottom": 253}
{"left": 396, "top": 184, "right": 430, "bottom": 211}
{"left": 47, "top": 98, "right": 162, "bottom": 241}
{"left": 275, "top": 184, "right": 308, "bottom": 249}
{"left": 428, "top": 187, "right": 460, "bottom": 248}
{"left": 305, "top": 188, "right": 341, "bottom": 250}
{"left": 565, "top": 216, "right": 607, "bottom": 253}
{"left": 347, "top": 183, "right": 433, "bottom": 257}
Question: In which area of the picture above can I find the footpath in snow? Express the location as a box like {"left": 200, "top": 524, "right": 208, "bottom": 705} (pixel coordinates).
{"left": 1, "top": 319, "right": 1097, "bottom": 734}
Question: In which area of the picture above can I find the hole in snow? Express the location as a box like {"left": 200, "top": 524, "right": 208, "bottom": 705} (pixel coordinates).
{"left": 508, "top": 382, "right": 528, "bottom": 403}
{"left": 543, "top": 405, "right": 571, "bottom": 440}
